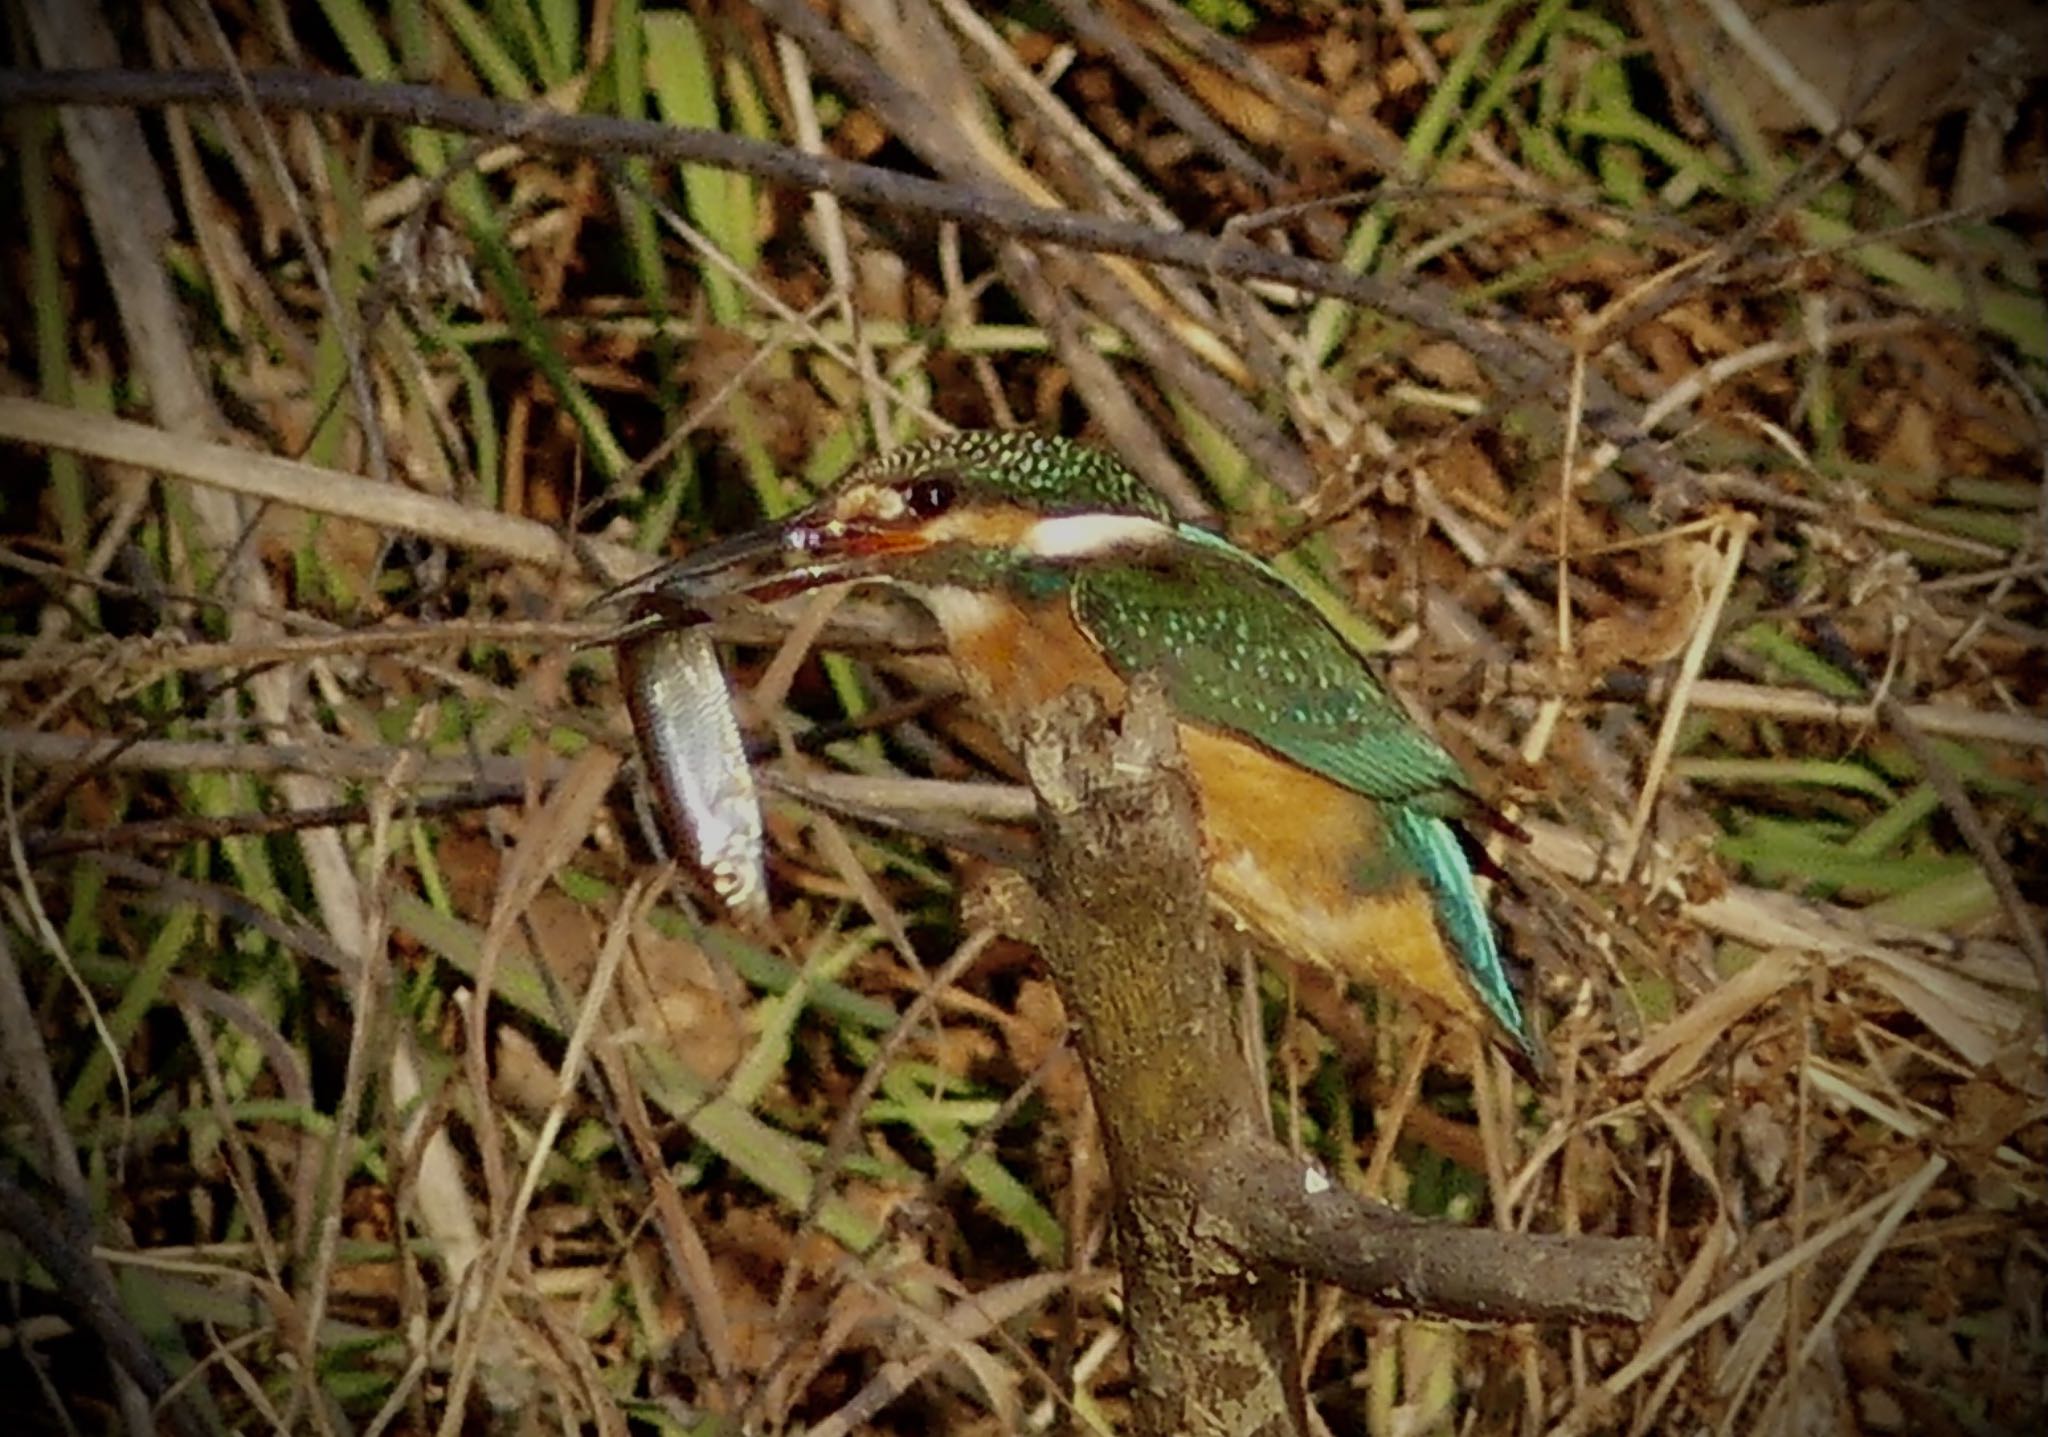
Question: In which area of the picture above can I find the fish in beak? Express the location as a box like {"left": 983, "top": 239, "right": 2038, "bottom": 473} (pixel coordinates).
{"left": 595, "top": 502, "right": 934, "bottom": 926}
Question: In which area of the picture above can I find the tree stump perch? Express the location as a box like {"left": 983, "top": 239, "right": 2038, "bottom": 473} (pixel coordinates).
{"left": 1021, "top": 680, "right": 1658, "bottom": 1436}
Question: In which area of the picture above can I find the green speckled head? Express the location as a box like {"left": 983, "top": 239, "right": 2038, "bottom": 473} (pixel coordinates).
{"left": 625, "top": 433, "right": 1169, "bottom": 612}
{"left": 841, "top": 432, "right": 1171, "bottom": 521}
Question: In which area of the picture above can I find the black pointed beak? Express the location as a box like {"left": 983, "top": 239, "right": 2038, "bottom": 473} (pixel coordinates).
{"left": 591, "top": 508, "right": 931, "bottom": 628}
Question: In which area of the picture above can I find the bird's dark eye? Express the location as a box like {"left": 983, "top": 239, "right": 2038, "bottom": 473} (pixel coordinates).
{"left": 905, "top": 475, "right": 958, "bottom": 519}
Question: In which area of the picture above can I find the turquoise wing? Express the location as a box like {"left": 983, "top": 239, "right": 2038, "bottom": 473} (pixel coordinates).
{"left": 1069, "top": 528, "right": 1465, "bottom": 808}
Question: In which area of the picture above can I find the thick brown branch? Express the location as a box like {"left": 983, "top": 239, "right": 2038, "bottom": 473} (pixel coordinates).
{"left": 1021, "top": 683, "right": 1657, "bottom": 1434}
{"left": 1024, "top": 679, "right": 1296, "bottom": 1437}
{"left": 1199, "top": 1142, "right": 1659, "bottom": 1325}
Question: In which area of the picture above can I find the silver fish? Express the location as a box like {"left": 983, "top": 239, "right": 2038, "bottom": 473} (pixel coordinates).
{"left": 620, "top": 624, "right": 769, "bottom": 923}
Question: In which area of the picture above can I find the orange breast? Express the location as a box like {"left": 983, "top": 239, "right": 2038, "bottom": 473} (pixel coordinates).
{"left": 933, "top": 593, "right": 1490, "bottom": 1030}
{"left": 936, "top": 591, "right": 1130, "bottom": 723}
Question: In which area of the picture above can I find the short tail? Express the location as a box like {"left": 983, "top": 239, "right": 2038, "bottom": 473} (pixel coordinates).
{"left": 1388, "top": 806, "right": 1543, "bottom": 1074}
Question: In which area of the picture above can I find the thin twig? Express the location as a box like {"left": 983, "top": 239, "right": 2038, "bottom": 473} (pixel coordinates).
{"left": 0, "top": 66, "right": 1683, "bottom": 484}
{"left": 1616, "top": 514, "right": 1756, "bottom": 878}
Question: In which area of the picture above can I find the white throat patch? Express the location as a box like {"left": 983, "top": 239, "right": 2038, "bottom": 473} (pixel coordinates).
{"left": 1021, "top": 512, "right": 1174, "bottom": 560}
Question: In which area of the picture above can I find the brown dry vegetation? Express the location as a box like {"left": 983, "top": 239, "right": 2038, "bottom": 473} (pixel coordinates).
{"left": 0, "top": 2, "right": 2044, "bottom": 1435}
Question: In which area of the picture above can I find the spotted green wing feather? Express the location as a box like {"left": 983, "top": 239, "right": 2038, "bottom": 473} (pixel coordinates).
{"left": 1069, "top": 528, "right": 1465, "bottom": 807}
{"left": 1071, "top": 527, "right": 1538, "bottom": 1063}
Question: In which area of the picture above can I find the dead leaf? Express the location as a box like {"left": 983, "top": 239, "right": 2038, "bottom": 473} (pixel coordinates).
{"left": 1947, "top": 1077, "right": 2042, "bottom": 1163}
{"left": 1620, "top": 948, "right": 1808, "bottom": 1094}
{"left": 1576, "top": 537, "right": 1716, "bottom": 670}
{"left": 1876, "top": 399, "right": 1943, "bottom": 477}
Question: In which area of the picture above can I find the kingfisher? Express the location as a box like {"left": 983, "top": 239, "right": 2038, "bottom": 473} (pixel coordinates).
{"left": 619, "top": 432, "right": 1540, "bottom": 1070}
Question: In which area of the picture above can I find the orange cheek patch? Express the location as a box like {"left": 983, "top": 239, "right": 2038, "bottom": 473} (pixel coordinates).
{"left": 925, "top": 504, "right": 1038, "bottom": 551}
